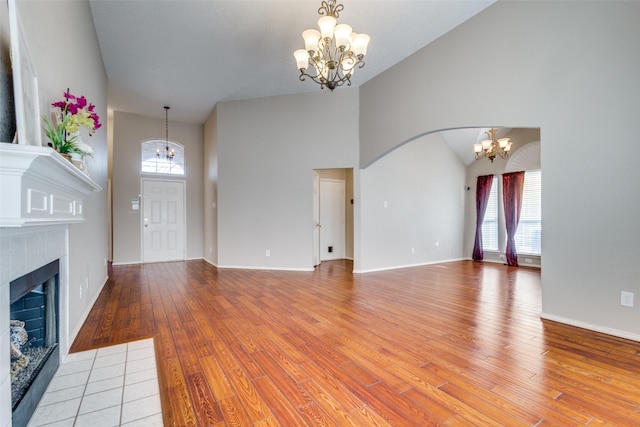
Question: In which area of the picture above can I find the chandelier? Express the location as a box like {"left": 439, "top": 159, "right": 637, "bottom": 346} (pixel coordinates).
{"left": 157, "top": 106, "right": 174, "bottom": 161}
{"left": 294, "top": 0, "right": 370, "bottom": 91}
{"left": 473, "top": 128, "right": 512, "bottom": 162}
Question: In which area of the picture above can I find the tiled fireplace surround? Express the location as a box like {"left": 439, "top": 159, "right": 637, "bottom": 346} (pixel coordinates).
{"left": 1, "top": 225, "right": 69, "bottom": 427}
{"left": 1, "top": 144, "right": 101, "bottom": 427}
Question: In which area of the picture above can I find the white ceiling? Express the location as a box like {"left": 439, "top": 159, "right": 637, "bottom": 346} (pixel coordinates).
{"left": 440, "top": 127, "right": 511, "bottom": 166}
{"left": 89, "top": 0, "right": 495, "bottom": 125}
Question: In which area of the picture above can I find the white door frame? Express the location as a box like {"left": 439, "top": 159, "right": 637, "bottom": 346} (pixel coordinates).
{"left": 141, "top": 178, "right": 186, "bottom": 263}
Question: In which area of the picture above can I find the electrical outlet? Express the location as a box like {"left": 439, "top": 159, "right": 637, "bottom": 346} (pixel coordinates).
{"left": 79, "top": 285, "right": 84, "bottom": 298}
{"left": 621, "top": 291, "right": 634, "bottom": 308}
{"left": 265, "top": 250, "right": 270, "bottom": 257}
{"left": 411, "top": 247, "right": 415, "bottom": 254}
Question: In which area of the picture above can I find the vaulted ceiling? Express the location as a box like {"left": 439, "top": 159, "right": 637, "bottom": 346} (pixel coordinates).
{"left": 90, "top": 1, "right": 494, "bottom": 126}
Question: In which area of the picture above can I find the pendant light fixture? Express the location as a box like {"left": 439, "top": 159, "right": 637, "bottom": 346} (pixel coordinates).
{"left": 473, "top": 128, "right": 512, "bottom": 163}
{"left": 157, "top": 106, "right": 174, "bottom": 160}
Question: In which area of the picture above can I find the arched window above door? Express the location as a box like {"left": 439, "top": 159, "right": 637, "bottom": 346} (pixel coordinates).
{"left": 141, "top": 140, "right": 185, "bottom": 176}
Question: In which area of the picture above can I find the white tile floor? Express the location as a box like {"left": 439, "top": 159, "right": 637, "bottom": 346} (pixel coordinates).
{"left": 27, "top": 338, "right": 163, "bottom": 427}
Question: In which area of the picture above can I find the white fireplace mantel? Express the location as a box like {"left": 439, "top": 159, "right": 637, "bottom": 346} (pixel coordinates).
{"left": 0, "top": 144, "right": 101, "bottom": 227}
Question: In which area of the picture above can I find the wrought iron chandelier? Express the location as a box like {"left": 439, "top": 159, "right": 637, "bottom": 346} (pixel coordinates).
{"left": 294, "top": 0, "right": 370, "bottom": 91}
{"left": 473, "top": 128, "right": 512, "bottom": 162}
{"left": 157, "top": 106, "right": 174, "bottom": 161}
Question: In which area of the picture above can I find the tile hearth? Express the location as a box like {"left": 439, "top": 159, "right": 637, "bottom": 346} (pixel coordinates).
{"left": 27, "top": 338, "right": 162, "bottom": 427}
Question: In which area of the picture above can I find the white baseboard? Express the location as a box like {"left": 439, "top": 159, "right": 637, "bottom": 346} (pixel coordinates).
{"left": 475, "top": 257, "right": 503, "bottom": 265}
{"left": 540, "top": 312, "right": 640, "bottom": 343}
{"left": 354, "top": 257, "right": 467, "bottom": 274}
{"left": 112, "top": 258, "right": 198, "bottom": 266}
{"left": 203, "top": 258, "right": 217, "bottom": 268}
{"left": 464, "top": 257, "right": 541, "bottom": 269}
{"left": 111, "top": 261, "right": 141, "bottom": 266}
{"left": 216, "top": 264, "right": 314, "bottom": 272}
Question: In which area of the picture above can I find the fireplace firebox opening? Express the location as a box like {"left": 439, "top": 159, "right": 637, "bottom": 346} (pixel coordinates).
{"left": 9, "top": 259, "right": 60, "bottom": 427}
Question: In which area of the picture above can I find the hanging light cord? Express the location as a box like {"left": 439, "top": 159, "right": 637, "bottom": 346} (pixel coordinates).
{"left": 165, "top": 106, "right": 169, "bottom": 146}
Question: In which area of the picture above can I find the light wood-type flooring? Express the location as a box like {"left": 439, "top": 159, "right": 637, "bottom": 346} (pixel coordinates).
{"left": 71, "top": 260, "right": 640, "bottom": 426}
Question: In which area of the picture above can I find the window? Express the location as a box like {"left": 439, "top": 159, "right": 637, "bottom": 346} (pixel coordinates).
{"left": 482, "top": 177, "right": 499, "bottom": 252}
{"left": 515, "top": 170, "right": 541, "bottom": 255}
{"left": 141, "top": 140, "right": 185, "bottom": 175}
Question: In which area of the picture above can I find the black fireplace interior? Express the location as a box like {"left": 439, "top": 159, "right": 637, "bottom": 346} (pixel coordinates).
{"left": 9, "top": 259, "right": 60, "bottom": 427}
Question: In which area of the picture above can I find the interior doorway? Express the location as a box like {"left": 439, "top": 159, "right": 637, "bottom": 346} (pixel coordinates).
{"left": 312, "top": 169, "right": 354, "bottom": 266}
{"left": 141, "top": 179, "right": 186, "bottom": 263}
{"left": 320, "top": 178, "right": 345, "bottom": 261}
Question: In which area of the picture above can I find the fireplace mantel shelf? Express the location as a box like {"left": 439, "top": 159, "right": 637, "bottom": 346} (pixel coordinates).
{"left": 0, "top": 144, "right": 101, "bottom": 227}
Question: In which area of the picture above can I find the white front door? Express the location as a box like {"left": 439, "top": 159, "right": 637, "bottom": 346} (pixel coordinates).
{"left": 142, "top": 179, "right": 185, "bottom": 263}
{"left": 320, "top": 179, "right": 345, "bottom": 261}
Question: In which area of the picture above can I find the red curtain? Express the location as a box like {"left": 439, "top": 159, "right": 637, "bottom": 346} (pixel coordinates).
{"left": 502, "top": 171, "right": 525, "bottom": 267}
{"left": 472, "top": 175, "right": 494, "bottom": 261}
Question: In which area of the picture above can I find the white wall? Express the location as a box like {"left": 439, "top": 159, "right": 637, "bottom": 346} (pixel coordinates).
{"left": 112, "top": 111, "right": 203, "bottom": 264}
{"left": 215, "top": 90, "right": 359, "bottom": 270}
{"left": 360, "top": 133, "right": 466, "bottom": 272}
{"left": 16, "top": 0, "right": 109, "bottom": 343}
{"left": 360, "top": 1, "right": 640, "bottom": 338}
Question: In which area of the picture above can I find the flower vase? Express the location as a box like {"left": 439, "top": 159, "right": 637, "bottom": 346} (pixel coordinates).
{"left": 54, "top": 145, "right": 72, "bottom": 162}
{"left": 69, "top": 152, "right": 85, "bottom": 173}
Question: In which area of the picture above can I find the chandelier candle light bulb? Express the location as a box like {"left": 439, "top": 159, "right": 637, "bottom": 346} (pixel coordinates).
{"left": 294, "top": 0, "right": 370, "bottom": 91}
{"left": 295, "top": 49, "right": 310, "bottom": 70}
{"left": 303, "top": 29, "right": 321, "bottom": 53}
{"left": 318, "top": 16, "right": 337, "bottom": 39}
{"left": 351, "top": 33, "right": 370, "bottom": 57}
{"left": 334, "top": 24, "right": 352, "bottom": 48}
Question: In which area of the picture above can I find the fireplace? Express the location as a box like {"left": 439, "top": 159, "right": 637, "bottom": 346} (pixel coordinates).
{"left": 9, "top": 260, "right": 60, "bottom": 427}
{"left": 0, "top": 141, "right": 102, "bottom": 426}
{"left": 1, "top": 141, "right": 102, "bottom": 427}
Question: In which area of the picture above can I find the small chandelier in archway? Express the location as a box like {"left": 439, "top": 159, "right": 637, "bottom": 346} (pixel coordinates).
{"left": 294, "top": 0, "right": 370, "bottom": 91}
{"left": 473, "top": 128, "right": 512, "bottom": 162}
{"left": 157, "top": 106, "right": 174, "bottom": 161}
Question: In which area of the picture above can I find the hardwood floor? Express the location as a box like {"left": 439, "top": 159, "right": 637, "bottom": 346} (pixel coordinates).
{"left": 71, "top": 260, "right": 640, "bottom": 426}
